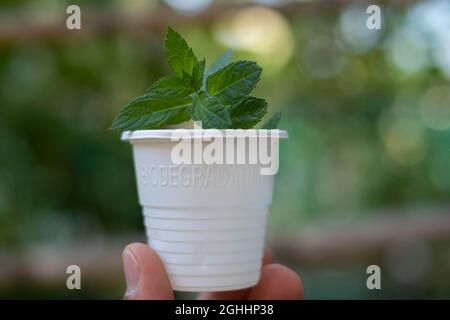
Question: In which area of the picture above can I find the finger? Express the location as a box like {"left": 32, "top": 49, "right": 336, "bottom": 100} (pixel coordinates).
{"left": 197, "top": 287, "right": 250, "bottom": 300}
{"left": 123, "top": 242, "right": 174, "bottom": 300}
{"left": 197, "top": 245, "right": 273, "bottom": 300}
{"left": 262, "top": 246, "right": 273, "bottom": 266}
{"left": 248, "top": 263, "right": 303, "bottom": 300}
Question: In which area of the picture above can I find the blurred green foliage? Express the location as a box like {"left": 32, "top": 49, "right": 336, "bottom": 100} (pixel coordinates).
{"left": 0, "top": 0, "right": 449, "bottom": 299}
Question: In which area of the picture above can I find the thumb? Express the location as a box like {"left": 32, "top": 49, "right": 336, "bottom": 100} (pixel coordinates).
{"left": 123, "top": 243, "right": 174, "bottom": 300}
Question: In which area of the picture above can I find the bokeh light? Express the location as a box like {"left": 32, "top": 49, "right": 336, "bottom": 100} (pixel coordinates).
{"left": 338, "top": 5, "right": 382, "bottom": 53}
{"left": 420, "top": 85, "right": 450, "bottom": 131}
{"left": 386, "top": 26, "right": 429, "bottom": 75}
{"left": 379, "top": 110, "right": 426, "bottom": 167}
{"left": 164, "top": 0, "right": 212, "bottom": 15}
{"left": 213, "top": 6, "right": 294, "bottom": 73}
{"left": 406, "top": 0, "right": 450, "bottom": 79}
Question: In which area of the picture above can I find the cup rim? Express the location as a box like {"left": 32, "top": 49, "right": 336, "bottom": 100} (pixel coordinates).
{"left": 121, "top": 129, "right": 288, "bottom": 141}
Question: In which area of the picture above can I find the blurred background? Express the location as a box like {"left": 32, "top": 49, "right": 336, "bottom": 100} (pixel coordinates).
{"left": 0, "top": 0, "right": 449, "bottom": 299}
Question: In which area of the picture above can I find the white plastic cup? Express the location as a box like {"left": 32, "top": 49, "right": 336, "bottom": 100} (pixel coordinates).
{"left": 122, "top": 129, "right": 287, "bottom": 292}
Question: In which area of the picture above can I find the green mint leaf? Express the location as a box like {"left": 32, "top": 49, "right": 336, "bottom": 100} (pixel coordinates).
{"left": 192, "top": 58, "right": 206, "bottom": 91}
{"left": 111, "top": 93, "right": 191, "bottom": 130}
{"left": 111, "top": 27, "right": 274, "bottom": 131}
{"left": 206, "top": 60, "right": 262, "bottom": 104}
{"left": 191, "top": 92, "right": 232, "bottom": 129}
{"left": 229, "top": 96, "right": 268, "bottom": 129}
{"left": 203, "top": 49, "right": 233, "bottom": 88}
{"left": 262, "top": 112, "right": 282, "bottom": 129}
{"left": 165, "top": 27, "right": 199, "bottom": 78}
{"left": 145, "top": 75, "right": 196, "bottom": 98}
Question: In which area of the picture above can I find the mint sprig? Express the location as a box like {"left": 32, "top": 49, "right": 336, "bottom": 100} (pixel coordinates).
{"left": 192, "top": 92, "right": 232, "bottom": 129}
{"left": 229, "top": 96, "right": 268, "bottom": 129}
{"left": 204, "top": 49, "right": 233, "bottom": 84}
{"left": 111, "top": 27, "right": 281, "bottom": 130}
{"left": 206, "top": 60, "right": 262, "bottom": 105}
{"left": 262, "top": 112, "right": 282, "bottom": 130}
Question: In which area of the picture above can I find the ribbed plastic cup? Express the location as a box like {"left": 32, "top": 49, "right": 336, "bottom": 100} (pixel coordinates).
{"left": 122, "top": 129, "right": 287, "bottom": 292}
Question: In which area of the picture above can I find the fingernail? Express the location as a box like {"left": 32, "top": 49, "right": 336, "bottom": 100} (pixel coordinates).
{"left": 123, "top": 249, "right": 140, "bottom": 296}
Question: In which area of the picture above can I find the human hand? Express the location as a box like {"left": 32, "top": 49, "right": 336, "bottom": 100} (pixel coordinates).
{"left": 122, "top": 243, "right": 303, "bottom": 300}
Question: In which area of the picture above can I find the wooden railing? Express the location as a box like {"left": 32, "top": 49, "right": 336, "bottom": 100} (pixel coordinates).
{"left": 0, "top": 206, "right": 449, "bottom": 288}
